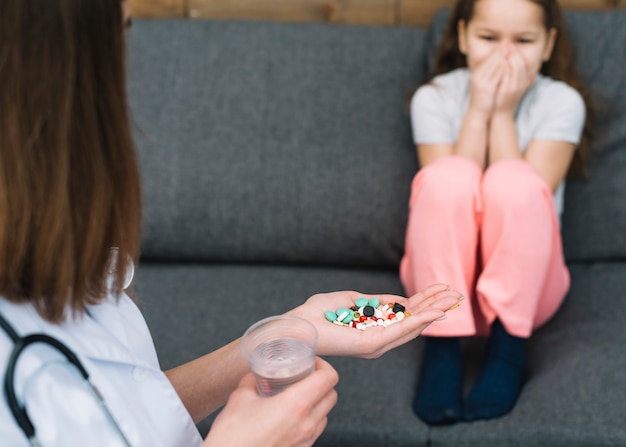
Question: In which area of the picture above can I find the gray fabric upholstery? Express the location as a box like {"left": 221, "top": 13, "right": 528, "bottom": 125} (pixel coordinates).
{"left": 128, "top": 21, "right": 426, "bottom": 268}
{"left": 127, "top": 10, "right": 626, "bottom": 447}
{"left": 135, "top": 262, "right": 626, "bottom": 446}
{"left": 560, "top": 11, "right": 626, "bottom": 261}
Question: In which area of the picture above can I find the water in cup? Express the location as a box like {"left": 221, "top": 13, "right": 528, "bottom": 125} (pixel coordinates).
{"left": 241, "top": 315, "right": 318, "bottom": 397}
{"left": 251, "top": 338, "right": 315, "bottom": 397}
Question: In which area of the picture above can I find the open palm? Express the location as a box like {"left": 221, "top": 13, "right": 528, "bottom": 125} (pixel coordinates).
{"left": 288, "top": 284, "right": 463, "bottom": 359}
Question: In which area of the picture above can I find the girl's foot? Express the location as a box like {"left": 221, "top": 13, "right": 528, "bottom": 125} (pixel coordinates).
{"left": 413, "top": 337, "right": 463, "bottom": 425}
{"left": 463, "top": 319, "right": 527, "bottom": 421}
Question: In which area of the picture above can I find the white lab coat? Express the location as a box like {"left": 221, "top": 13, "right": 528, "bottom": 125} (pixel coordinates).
{"left": 0, "top": 271, "right": 203, "bottom": 447}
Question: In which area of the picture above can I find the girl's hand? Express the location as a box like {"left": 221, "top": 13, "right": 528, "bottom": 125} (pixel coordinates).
{"left": 494, "top": 44, "right": 536, "bottom": 116}
{"left": 468, "top": 50, "right": 506, "bottom": 120}
{"left": 204, "top": 357, "right": 339, "bottom": 447}
{"left": 288, "top": 284, "right": 463, "bottom": 359}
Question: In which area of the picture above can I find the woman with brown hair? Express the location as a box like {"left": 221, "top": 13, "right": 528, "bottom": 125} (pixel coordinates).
{"left": 0, "top": 1, "right": 463, "bottom": 445}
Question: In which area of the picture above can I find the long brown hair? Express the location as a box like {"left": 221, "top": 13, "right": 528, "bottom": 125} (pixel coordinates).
{"left": 0, "top": 0, "right": 142, "bottom": 322}
{"left": 429, "top": 0, "right": 592, "bottom": 177}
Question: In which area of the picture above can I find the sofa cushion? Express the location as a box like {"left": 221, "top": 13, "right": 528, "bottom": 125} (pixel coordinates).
{"left": 428, "top": 262, "right": 626, "bottom": 447}
{"left": 128, "top": 20, "right": 427, "bottom": 268}
{"left": 424, "top": 9, "right": 626, "bottom": 262}
{"left": 135, "top": 260, "right": 626, "bottom": 446}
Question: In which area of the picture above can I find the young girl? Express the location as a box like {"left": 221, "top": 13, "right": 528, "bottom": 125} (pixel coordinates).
{"left": 400, "top": 0, "right": 591, "bottom": 425}
{"left": 0, "top": 1, "right": 464, "bottom": 445}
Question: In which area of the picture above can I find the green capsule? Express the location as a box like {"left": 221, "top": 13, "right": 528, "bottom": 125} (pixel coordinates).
{"left": 369, "top": 297, "right": 381, "bottom": 308}
{"left": 336, "top": 307, "right": 350, "bottom": 317}
{"left": 355, "top": 297, "right": 369, "bottom": 308}
{"left": 325, "top": 310, "right": 337, "bottom": 322}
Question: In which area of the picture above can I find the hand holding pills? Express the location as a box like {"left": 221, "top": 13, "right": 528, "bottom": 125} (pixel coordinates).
{"left": 287, "top": 283, "right": 463, "bottom": 359}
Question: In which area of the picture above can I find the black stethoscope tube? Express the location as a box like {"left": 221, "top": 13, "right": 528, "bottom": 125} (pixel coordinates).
{"left": 0, "top": 311, "right": 132, "bottom": 447}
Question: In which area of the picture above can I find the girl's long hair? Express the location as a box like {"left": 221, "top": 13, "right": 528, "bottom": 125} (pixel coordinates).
{"left": 0, "top": 0, "right": 142, "bottom": 322}
{"left": 429, "top": 0, "right": 592, "bottom": 177}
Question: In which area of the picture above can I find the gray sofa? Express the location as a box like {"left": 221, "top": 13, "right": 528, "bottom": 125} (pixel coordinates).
{"left": 127, "top": 8, "right": 626, "bottom": 447}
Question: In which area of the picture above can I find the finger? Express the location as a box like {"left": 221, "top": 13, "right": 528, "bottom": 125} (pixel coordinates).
{"left": 334, "top": 286, "right": 456, "bottom": 320}
{"left": 413, "top": 283, "right": 451, "bottom": 300}
{"left": 287, "top": 357, "right": 339, "bottom": 404}
{"left": 494, "top": 61, "right": 513, "bottom": 97}
{"left": 409, "top": 289, "right": 463, "bottom": 313}
{"left": 508, "top": 46, "right": 526, "bottom": 71}
{"left": 492, "top": 59, "right": 508, "bottom": 86}
{"left": 297, "top": 387, "right": 336, "bottom": 447}
{"left": 487, "top": 53, "right": 506, "bottom": 80}
{"left": 502, "top": 54, "right": 520, "bottom": 88}
{"left": 309, "top": 417, "right": 329, "bottom": 447}
{"left": 479, "top": 51, "right": 505, "bottom": 85}
{"left": 314, "top": 356, "right": 340, "bottom": 383}
{"left": 300, "top": 375, "right": 337, "bottom": 442}
{"left": 308, "top": 388, "right": 338, "bottom": 424}
{"left": 425, "top": 291, "right": 464, "bottom": 312}
{"left": 479, "top": 50, "right": 503, "bottom": 73}
{"left": 393, "top": 308, "right": 447, "bottom": 335}
{"left": 298, "top": 416, "right": 329, "bottom": 447}
{"left": 372, "top": 283, "right": 449, "bottom": 308}
{"left": 225, "top": 372, "right": 264, "bottom": 407}
{"left": 236, "top": 371, "right": 262, "bottom": 396}
{"left": 508, "top": 50, "right": 532, "bottom": 87}
{"left": 361, "top": 308, "right": 448, "bottom": 357}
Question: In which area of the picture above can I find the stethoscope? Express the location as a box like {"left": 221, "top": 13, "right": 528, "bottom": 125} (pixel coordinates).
{"left": 0, "top": 311, "right": 132, "bottom": 447}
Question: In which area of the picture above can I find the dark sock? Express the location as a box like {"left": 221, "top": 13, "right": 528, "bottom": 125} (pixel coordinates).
{"left": 463, "top": 319, "right": 527, "bottom": 421}
{"left": 413, "top": 336, "right": 462, "bottom": 425}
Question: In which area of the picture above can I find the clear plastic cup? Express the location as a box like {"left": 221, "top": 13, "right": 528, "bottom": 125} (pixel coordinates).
{"left": 241, "top": 315, "right": 318, "bottom": 397}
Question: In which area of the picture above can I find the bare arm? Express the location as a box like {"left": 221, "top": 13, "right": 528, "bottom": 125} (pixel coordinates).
{"left": 488, "top": 111, "right": 522, "bottom": 164}
{"left": 164, "top": 338, "right": 249, "bottom": 423}
{"left": 453, "top": 109, "right": 490, "bottom": 168}
{"left": 416, "top": 143, "right": 454, "bottom": 167}
{"left": 524, "top": 139, "right": 575, "bottom": 192}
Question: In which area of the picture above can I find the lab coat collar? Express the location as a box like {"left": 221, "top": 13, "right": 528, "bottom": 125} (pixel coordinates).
{"left": 0, "top": 296, "right": 146, "bottom": 369}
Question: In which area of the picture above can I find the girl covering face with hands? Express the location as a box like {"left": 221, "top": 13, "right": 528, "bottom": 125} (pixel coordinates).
{"left": 400, "top": 0, "right": 592, "bottom": 425}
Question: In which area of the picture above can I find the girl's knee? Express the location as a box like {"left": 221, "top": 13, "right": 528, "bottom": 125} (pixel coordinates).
{"left": 412, "top": 155, "right": 482, "bottom": 205}
{"left": 482, "top": 159, "right": 548, "bottom": 209}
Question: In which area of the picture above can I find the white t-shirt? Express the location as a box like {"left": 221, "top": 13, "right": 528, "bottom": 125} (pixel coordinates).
{"left": 0, "top": 293, "right": 203, "bottom": 447}
{"left": 410, "top": 67, "right": 586, "bottom": 216}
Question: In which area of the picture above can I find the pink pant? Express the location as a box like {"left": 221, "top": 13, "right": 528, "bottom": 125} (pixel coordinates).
{"left": 400, "top": 156, "right": 570, "bottom": 338}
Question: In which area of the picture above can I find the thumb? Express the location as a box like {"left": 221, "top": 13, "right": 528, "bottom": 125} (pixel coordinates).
{"left": 237, "top": 371, "right": 259, "bottom": 393}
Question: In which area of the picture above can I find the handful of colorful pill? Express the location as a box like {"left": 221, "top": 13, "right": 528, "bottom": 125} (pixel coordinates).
{"left": 324, "top": 297, "right": 410, "bottom": 330}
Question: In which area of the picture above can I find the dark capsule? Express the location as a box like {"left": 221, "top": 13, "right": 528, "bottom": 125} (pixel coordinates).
{"left": 363, "top": 305, "right": 375, "bottom": 317}
{"left": 392, "top": 303, "right": 406, "bottom": 313}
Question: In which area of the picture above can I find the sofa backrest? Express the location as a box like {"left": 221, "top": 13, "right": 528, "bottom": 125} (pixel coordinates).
{"left": 128, "top": 20, "right": 428, "bottom": 268}
{"left": 128, "top": 10, "right": 626, "bottom": 267}
{"left": 556, "top": 11, "right": 626, "bottom": 262}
